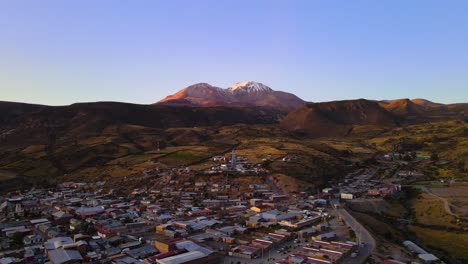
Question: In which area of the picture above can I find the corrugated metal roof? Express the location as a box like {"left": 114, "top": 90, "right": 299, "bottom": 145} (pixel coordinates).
{"left": 158, "top": 251, "right": 205, "bottom": 264}
{"left": 48, "top": 249, "right": 83, "bottom": 264}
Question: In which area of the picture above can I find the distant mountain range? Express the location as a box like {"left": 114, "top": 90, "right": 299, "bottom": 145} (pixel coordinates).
{"left": 0, "top": 82, "right": 467, "bottom": 192}
{"left": 0, "top": 82, "right": 466, "bottom": 146}
{"left": 281, "top": 98, "right": 466, "bottom": 137}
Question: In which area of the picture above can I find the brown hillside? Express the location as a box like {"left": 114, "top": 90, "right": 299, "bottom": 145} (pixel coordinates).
{"left": 0, "top": 101, "right": 283, "bottom": 150}
{"left": 281, "top": 99, "right": 397, "bottom": 137}
{"left": 379, "top": 98, "right": 426, "bottom": 116}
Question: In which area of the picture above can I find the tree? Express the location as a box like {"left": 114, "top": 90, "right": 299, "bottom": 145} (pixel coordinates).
{"left": 348, "top": 229, "right": 356, "bottom": 241}
{"left": 11, "top": 232, "right": 25, "bottom": 247}
{"left": 122, "top": 217, "right": 133, "bottom": 224}
{"left": 403, "top": 154, "right": 412, "bottom": 162}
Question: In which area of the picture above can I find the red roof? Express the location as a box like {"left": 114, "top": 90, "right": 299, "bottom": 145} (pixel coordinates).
{"left": 98, "top": 229, "right": 115, "bottom": 234}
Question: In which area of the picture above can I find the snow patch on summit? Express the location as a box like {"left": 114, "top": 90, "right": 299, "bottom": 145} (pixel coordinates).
{"left": 227, "top": 81, "right": 273, "bottom": 93}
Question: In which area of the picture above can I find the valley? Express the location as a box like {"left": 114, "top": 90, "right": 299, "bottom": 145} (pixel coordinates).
{"left": 0, "top": 91, "right": 467, "bottom": 264}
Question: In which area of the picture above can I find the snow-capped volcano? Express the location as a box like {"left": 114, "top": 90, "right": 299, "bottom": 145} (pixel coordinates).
{"left": 158, "top": 81, "right": 305, "bottom": 112}
{"left": 227, "top": 81, "right": 273, "bottom": 94}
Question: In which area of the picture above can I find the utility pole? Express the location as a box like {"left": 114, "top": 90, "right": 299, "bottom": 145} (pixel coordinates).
{"left": 231, "top": 148, "right": 236, "bottom": 169}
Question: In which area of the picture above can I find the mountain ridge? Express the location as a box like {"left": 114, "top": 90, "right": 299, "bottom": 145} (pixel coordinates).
{"left": 157, "top": 81, "right": 305, "bottom": 112}
{"left": 280, "top": 99, "right": 399, "bottom": 138}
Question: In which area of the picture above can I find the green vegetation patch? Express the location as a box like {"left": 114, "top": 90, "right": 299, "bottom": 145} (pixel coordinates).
{"left": 158, "top": 150, "right": 212, "bottom": 166}
{"left": 411, "top": 193, "right": 460, "bottom": 229}
{"left": 0, "top": 170, "right": 17, "bottom": 181}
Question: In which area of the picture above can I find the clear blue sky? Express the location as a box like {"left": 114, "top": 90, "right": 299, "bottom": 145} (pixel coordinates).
{"left": 1, "top": 0, "right": 467, "bottom": 105}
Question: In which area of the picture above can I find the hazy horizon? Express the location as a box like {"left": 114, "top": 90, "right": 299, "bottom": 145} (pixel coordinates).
{"left": 1, "top": 80, "right": 467, "bottom": 107}
{"left": 1, "top": 1, "right": 467, "bottom": 105}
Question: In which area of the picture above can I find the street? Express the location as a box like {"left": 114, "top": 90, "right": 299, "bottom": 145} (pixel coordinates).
{"left": 337, "top": 207, "right": 376, "bottom": 264}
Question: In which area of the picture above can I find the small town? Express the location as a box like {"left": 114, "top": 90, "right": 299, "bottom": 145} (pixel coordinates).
{"left": 0, "top": 151, "right": 443, "bottom": 264}
{"left": 2, "top": 2, "right": 467, "bottom": 263}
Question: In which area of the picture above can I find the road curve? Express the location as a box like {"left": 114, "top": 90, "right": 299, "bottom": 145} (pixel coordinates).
{"left": 338, "top": 208, "right": 376, "bottom": 264}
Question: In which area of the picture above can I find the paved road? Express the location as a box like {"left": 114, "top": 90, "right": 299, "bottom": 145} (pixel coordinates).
{"left": 337, "top": 207, "right": 376, "bottom": 264}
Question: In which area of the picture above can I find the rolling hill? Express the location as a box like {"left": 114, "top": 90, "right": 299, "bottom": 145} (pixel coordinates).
{"left": 280, "top": 99, "right": 398, "bottom": 137}
{"left": 0, "top": 101, "right": 284, "bottom": 150}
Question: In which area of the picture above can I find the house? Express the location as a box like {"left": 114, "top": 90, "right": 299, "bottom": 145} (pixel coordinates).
{"left": 418, "top": 253, "right": 439, "bottom": 263}
{"left": 249, "top": 199, "right": 263, "bottom": 207}
{"left": 127, "top": 244, "right": 158, "bottom": 259}
{"left": 143, "top": 249, "right": 188, "bottom": 264}
{"left": 187, "top": 209, "right": 213, "bottom": 216}
{"left": 53, "top": 211, "right": 74, "bottom": 224}
{"left": 44, "top": 237, "right": 74, "bottom": 252}
{"left": 110, "top": 255, "right": 142, "bottom": 264}
{"left": 380, "top": 184, "right": 400, "bottom": 196}
{"left": 156, "top": 250, "right": 217, "bottom": 264}
{"left": 98, "top": 229, "right": 118, "bottom": 238}
{"left": 298, "top": 227, "right": 317, "bottom": 239}
{"left": 340, "top": 193, "right": 353, "bottom": 200}
{"left": 21, "top": 200, "right": 43, "bottom": 215}
{"left": 269, "top": 195, "right": 287, "bottom": 202}
{"left": 288, "top": 255, "right": 306, "bottom": 264}
{"left": 252, "top": 239, "right": 273, "bottom": 249}
{"left": 23, "top": 234, "right": 43, "bottom": 245}
{"left": 315, "top": 223, "right": 330, "bottom": 232}
{"left": 246, "top": 216, "right": 266, "bottom": 228}
{"left": 221, "top": 237, "right": 235, "bottom": 244}
{"left": 231, "top": 245, "right": 260, "bottom": 259}
{"left": 313, "top": 232, "right": 337, "bottom": 241}
{"left": 174, "top": 240, "right": 214, "bottom": 256}
{"left": 279, "top": 215, "right": 321, "bottom": 230}
{"left": 250, "top": 204, "right": 274, "bottom": 213}
{"left": 48, "top": 249, "right": 83, "bottom": 264}
{"left": 154, "top": 238, "right": 180, "bottom": 253}
{"left": 266, "top": 233, "right": 286, "bottom": 243}
{"left": 76, "top": 206, "right": 104, "bottom": 218}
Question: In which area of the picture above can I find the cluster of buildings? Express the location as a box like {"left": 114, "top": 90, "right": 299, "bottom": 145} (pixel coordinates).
{"left": 335, "top": 169, "right": 403, "bottom": 200}
{"left": 2, "top": 146, "right": 450, "bottom": 264}
{"left": 275, "top": 240, "right": 355, "bottom": 264}
{"left": 204, "top": 150, "right": 269, "bottom": 175}
{"left": 402, "top": 241, "right": 439, "bottom": 264}
{"left": 0, "top": 168, "right": 360, "bottom": 264}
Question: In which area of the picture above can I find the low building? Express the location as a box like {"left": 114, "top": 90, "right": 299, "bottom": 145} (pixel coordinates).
{"left": 231, "top": 245, "right": 260, "bottom": 259}
{"left": 154, "top": 238, "right": 180, "bottom": 253}
{"left": 313, "top": 232, "right": 337, "bottom": 241}
{"left": 340, "top": 193, "right": 353, "bottom": 200}
{"left": 48, "top": 249, "right": 83, "bottom": 264}
{"left": 156, "top": 250, "right": 217, "bottom": 264}
{"left": 187, "top": 209, "right": 213, "bottom": 217}
{"left": 252, "top": 239, "right": 273, "bottom": 249}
